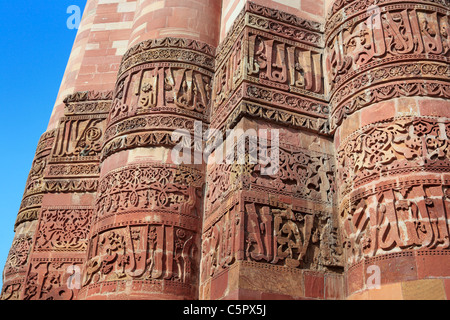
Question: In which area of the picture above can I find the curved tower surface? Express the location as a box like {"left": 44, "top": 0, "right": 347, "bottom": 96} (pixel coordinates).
{"left": 2, "top": 0, "right": 449, "bottom": 300}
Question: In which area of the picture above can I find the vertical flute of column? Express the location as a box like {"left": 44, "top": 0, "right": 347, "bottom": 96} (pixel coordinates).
{"left": 0, "top": 0, "right": 101, "bottom": 299}
{"left": 79, "top": 0, "right": 221, "bottom": 300}
{"left": 326, "top": 0, "right": 450, "bottom": 299}
{"left": 0, "top": 130, "right": 55, "bottom": 300}
{"left": 1, "top": 0, "right": 138, "bottom": 300}
{"left": 200, "top": 1, "right": 347, "bottom": 300}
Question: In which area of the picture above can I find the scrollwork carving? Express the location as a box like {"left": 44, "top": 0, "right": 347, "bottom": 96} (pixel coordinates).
{"left": 35, "top": 207, "right": 93, "bottom": 251}
{"left": 205, "top": 140, "right": 335, "bottom": 216}
{"left": 96, "top": 164, "right": 204, "bottom": 218}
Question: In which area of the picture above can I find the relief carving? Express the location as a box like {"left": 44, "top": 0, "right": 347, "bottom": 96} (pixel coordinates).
{"left": 337, "top": 117, "right": 450, "bottom": 195}
{"left": 342, "top": 183, "right": 450, "bottom": 265}
{"left": 246, "top": 34, "right": 323, "bottom": 94}
{"left": 326, "top": 1, "right": 450, "bottom": 131}
{"left": 1, "top": 283, "right": 22, "bottom": 300}
{"left": 327, "top": 6, "right": 450, "bottom": 88}
{"left": 245, "top": 204, "right": 343, "bottom": 270}
{"left": 109, "top": 65, "right": 212, "bottom": 124}
{"left": 119, "top": 37, "right": 215, "bottom": 77}
{"left": 201, "top": 207, "right": 239, "bottom": 281}
{"left": 247, "top": 1, "right": 322, "bottom": 32}
{"left": 4, "top": 234, "right": 33, "bottom": 275}
{"left": 96, "top": 164, "right": 204, "bottom": 219}
{"left": 213, "top": 30, "right": 325, "bottom": 119}
{"left": 211, "top": 4, "right": 327, "bottom": 135}
{"left": 4, "top": 0, "right": 450, "bottom": 301}
{"left": 52, "top": 116, "right": 106, "bottom": 160}
{"left": 205, "top": 141, "right": 335, "bottom": 216}
{"left": 83, "top": 225, "right": 198, "bottom": 286}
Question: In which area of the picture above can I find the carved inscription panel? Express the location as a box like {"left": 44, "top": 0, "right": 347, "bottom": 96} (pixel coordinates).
{"left": 83, "top": 225, "right": 198, "bottom": 286}
{"left": 110, "top": 65, "right": 213, "bottom": 125}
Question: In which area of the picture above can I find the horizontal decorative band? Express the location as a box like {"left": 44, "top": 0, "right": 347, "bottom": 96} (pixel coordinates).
{"left": 118, "top": 43, "right": 215, "bottom": 76}
{"left": 63, "top": 90, "right": 114, "bottom": 104}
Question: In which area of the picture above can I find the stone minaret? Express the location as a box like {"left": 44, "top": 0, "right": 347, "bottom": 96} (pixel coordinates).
{"left": 2, "top": 0, "right": 449, "bottom": 300}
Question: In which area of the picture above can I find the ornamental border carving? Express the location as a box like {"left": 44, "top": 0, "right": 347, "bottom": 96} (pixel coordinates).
{"left": 63, "top": 90, "right": 114, "bottom": 104}
{"left": 122, "top": 37, "right": 216, "bottom": 63}
{"left": 46, "top": 163, "right": 100, "bottom": 177}
{"left": 247, "top": 1, "right": 323, "bottom": 33}
{"left": 331, "top": 61, "right": 450, "bottom": 112}
{"left": 95, "top": 163, "right": 204, "bottom": 222}
{"left": 337, "top": 116, "right": 450, "bottom": 196}
{"left": 222, "top": 101, "right": 330, "bottom": 135}
{"left": 101, "top": 131, "right": 183, "bottom": 160}
{"left": 103, "top": 114, "right": 200, "bottom": 147}
{"left": 14, "top": 209, "right": 39, "bottom": 230}
{"left": 246, "top": 13, "right": 323, "bottom": 49}
{"left": 118, "top": 43, "right": 216, "bottom": 77}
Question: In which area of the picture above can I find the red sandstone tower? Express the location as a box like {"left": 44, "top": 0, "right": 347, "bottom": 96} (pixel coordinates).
{"left": 1, "top": 0, "right": 449, "bottom": 300}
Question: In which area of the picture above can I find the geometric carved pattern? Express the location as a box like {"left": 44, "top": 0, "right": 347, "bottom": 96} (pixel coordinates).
{"left": 4, "top": 234, "right": 33, "bottom": 274}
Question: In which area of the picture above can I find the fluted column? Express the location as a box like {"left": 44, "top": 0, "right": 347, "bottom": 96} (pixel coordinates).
{"left": 199, "top": 0, "right": 346, "bottom": 300}
{"left": 79, "top": 0, "right": 221, "bottom": 300}
{"left": 1, "top": 0, "right": 138, "bottom": 300}
{"left": 326, "top": 0, "right": 450, "bottom": 299}
{"left": 0, "top": 130, "right": 55, "bottom": 300}
{"left": 47, "top": 0, "right": 137, "bottom": 130}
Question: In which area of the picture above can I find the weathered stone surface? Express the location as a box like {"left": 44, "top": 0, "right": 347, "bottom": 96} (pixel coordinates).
{"left": 2, "top": 0, "right": 449, "bottom": 300}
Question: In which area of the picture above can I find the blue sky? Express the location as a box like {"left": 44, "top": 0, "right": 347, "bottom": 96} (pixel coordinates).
{"left": 0, "top": 1, "right": 87, "bottom": 289}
